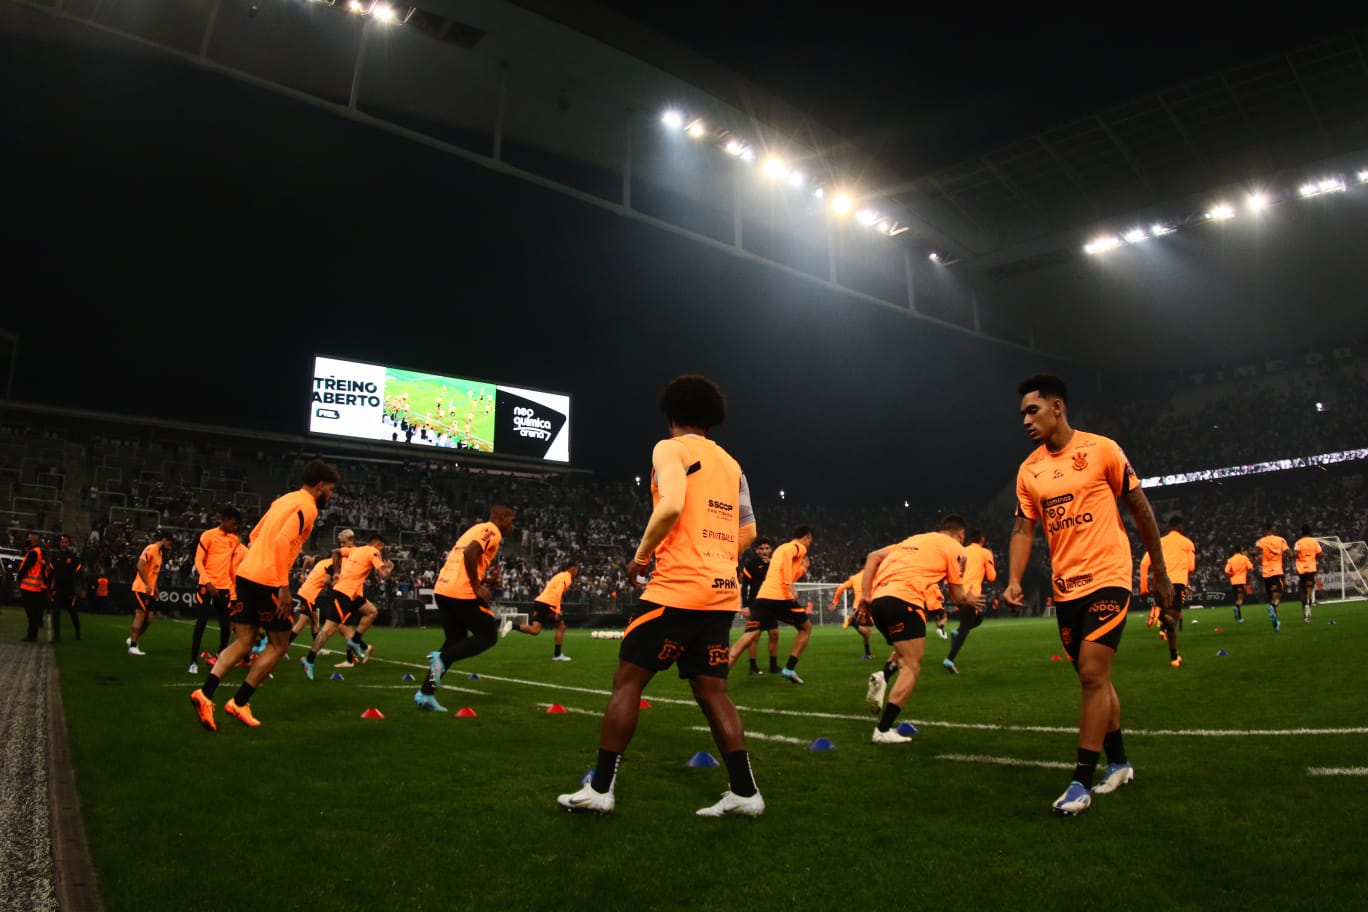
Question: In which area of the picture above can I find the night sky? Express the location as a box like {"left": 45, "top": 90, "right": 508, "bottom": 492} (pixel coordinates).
{"left": 2, "top": 2, "right": 1365, "bottom": 510}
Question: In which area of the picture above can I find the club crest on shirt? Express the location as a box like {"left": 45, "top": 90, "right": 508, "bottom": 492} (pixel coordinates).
{"left": 1072, "top": 452, "right": 1088, "bottom": 471}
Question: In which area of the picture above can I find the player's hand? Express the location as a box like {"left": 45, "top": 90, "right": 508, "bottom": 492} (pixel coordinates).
{"left": 1003, "top": 582, "right": 1024, "bottom": 610}
{"left": 205, "top": 583, "right": 219, "bottom": 598}
{"left": 1153, "top": 574, "right": 1175, "bottom": 611}
{"left": 626, "top": 557, "right": 650, "bottom": 588}
{"left": 854, "top": 598, "right": 872, "bottom": 626}
{"left": 1147, "top": 604, "right": 1160, "bottom": 627}
{"left": 474, "top": 583, "right": 492, "bottom": 602}
{"left": 276, "top": 586, "right": 293, "bottom": 618}
{"left": 961, "top": 592, "right": 986, "bottom": 610}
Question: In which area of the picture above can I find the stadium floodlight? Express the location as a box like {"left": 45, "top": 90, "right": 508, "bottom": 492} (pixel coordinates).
{"left": 787, "top": 170, "right": 805, "bottom": 188}
{"left": 813, "top": 187, "right": 825, "bottom": 199}
{"left": 373, "top": 2, "right": 396, "bottom": 21}
{"left": 1300, "top": 176, "right": 1346, "bottom": 198}
{"left": 1151, "top": 223, "right": 1175, "bottom": 236}
{"left": 347, "top": 0, "right": 366, "bottom": 11}
{"left": 1083, "top": 235, "right": 1122, "bottom": 255}
{"left": 876, "top": 218, "right": 893, "bottom": 234}
{"left": 854, "top": 208, "right": 880, "bottom": 226}
{"left": 1207, "top": 203, "right": 1235, "bottom": 220}
{"left": 1359, "top": 169, "right": 1368, "bottom": 183}
{"left": 763, "top": 158, "right": 789, "bottom": 179}
{"left": 738, "top": 147, "right": 754, "bottom": 162}
{"left": 779, "top": 489, "right": 786, "bottom": 500}
{"left": 660, "top": 110, "right": 684, "bottom": 129}
{"left": 1246, "top": 191, "right": 1269, "bottom": 212}
{"left": 685, "top": 118, "right": 707, "bottom": 139}
{"left": 831, "top": 193, "right": 853, "bottom": 215}
{"left": 1122, "top": 228, "right": 1149, "bottom": 244}
{"left": 724, "top": 139, "right": 745, "bottom": 156}
{"left": 887, "top": 224, "right": 910, "bottom": 237}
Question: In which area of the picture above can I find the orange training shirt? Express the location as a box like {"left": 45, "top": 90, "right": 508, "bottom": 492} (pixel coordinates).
{"left": 1294, "top": 536, "right": 1322, "bottom": 574}
{"left": 963, "top": 542, "right": 997, "bottom": 596}
{"left": 131, "top": 543, "right": 164, "bottom": 595}
{"left": 536, "top": 571, "right": 574, "bottom": 612}
{"left": 1255, "top": 534, "right": 1290, "bottom": 578}
{"left": 435, "top": 521, "right": 503, "bottom": 600}
{"left": 335, "top": 544, "right": 383, "bottom": 599}
{"left": 757, "top": 539, "right": 808, "bottom": 602}
{"left": 196, "top": 527, "right": 241, "bottom": 590}
{"left": 297, "top": 558, "right": 332, "bottom": 605}
{"left": 236, "top": 489, "right": 320, "bottom": 588}
{"left": 1224, "top": 552, "right": 1253, "bottom": 586}
{"left": 1160, "top": 530, "right": 1196, "bottom": 587}
{"left": 641, "top": 435, "right": 749, "bottom": 612}
{"left": 1016, "top": 431, "right": 1137, "bottom": 601}
{"left": 871, "top": 532, "right": 966, "bottom": 607}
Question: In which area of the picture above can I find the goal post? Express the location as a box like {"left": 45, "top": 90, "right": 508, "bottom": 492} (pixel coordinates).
{"left": 1313, "top": 536, "right": 1368, "bottom": 603}
{"left": 794, "top": 581, "right": 843, "bottom": 626}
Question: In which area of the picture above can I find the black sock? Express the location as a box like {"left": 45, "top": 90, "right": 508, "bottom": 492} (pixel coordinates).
{"left": 420, "top": 669, "right": 436, "bottom": 696}
{"left": 877, "top": 702, "right": 902, "bottom": 732}
{"left": 554, "top": 644, "right": 563, "bottom": 657}
{"left": 233, "top": 682, "right": 256, "bottom": 705}
{"left": 288, "top": 631, "right": 298, "bottom": 643}
{"left": 591, "top": 749, "right": 622, "bottom": 794}
{"left": 352, "top": 636, "right": 367, "bottom": 650}
{"left": 1073, "top": 747, "right": 1100, "bottom": 786}
{"left": 307, "top": 650, "right": 318, "bottom": 663}
{"left": 785, "top": 656, "right": 799, "bottom": 672}
{"left": 882, "top": 659, "right": 898, "bottom": 681}
{"left": 768, "top": 658, "right": 780, "bottom": 672}
{"left": 748, "top": 658, "right": 758, "bottom": 671}
{"left": 861, "top": 637, "right": 871, "bottom": 656}
{"left": 202, "top": 673, "right": 221, "bottom": 699}
{"left": 1103, "top": 729, "right": 1127, "bottom": 766}
{"left": 723, "top": 750, "right": 758, "bottom": 798}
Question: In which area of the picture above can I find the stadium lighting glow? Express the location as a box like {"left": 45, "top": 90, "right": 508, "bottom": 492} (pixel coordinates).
{"left": 1300, "top": 176, "right": 1345, "bottom": 198}
{"left": 887, "top": 224, "right": 910, "bottom": 237}
{"left": 660, "top": 110, "right": 684, "bottom": 129}
{"left": 876, "top": 218, "right": 893, "bottom": 233}
{"left": 724, "top": 139, "right": 744, "bottom": 156}
{"left": 738, "top": 147, "right": 754, "bottom": 162}
{"left": 373, "top": 3, "right": 396, "bottom": 21}
{"left": 1151, "top": 223, "right": 1175, "bottom": 236}
{"left": 1359, "top": 169, "right": 1368, "bottom": 183}
{"left": 813, "top": 187, "right": 825, "bottom": 199}
{"left": 929, "top": 252, "right": 942, "bottom": 263}
{"left": 1122, "top": 228, "right": 1149, "bottom": 244}
{"left": 348, "top": 0, "right": 366, "bottom": 11}
{"left": 1083, "top": 235, "right": 1122, "bottom": 255}
{"left": 763, "top": 158, "right": 789, "bottom": 179}
{"left": 1207, "top": 203, "right": 1236, "bottom": 220}
{"left": 831, "top": 193, "right": 853, "bottom": 215}
{"left": 685, "top": 118, "right": 707, "bottom": 139}
{"left": 1139, "top": 447, "right": 1368, "bottom": 489}
{"left": 854, "top": 208, "right": 880, "bottom": 226}
{"left": 1247, "top": 191, "right": 1269, "bottom": 211}
{"left": 787, "top": 170, "right": 806, "bottom": 188}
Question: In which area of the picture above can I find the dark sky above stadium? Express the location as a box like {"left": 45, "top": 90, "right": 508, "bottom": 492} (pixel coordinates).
{"left": 2, "top": 2, "right": 1365, "bottom": 517}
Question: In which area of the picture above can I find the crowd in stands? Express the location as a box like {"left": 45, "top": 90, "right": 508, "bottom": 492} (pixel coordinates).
{"left": 4, "top": 355, "right": 1368, "bottom": 615}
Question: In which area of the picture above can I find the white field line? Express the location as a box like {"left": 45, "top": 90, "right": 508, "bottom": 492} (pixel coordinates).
{"left": 1306, "top": 767, "right": 1368, "bottom": 776}
{"left": 934, "top": 753, "right": 1072, "bottom": 770}
{"left": 688, "top": 726, "right": 809, "bottom": 745}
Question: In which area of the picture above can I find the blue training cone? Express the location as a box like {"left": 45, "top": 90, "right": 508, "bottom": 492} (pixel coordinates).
{"left": 896, "top": 722, "right": 919, "bottom": 736}
{"left": 686, "top": 752, "right": 719, "bottom": 768}
{"left": 1329, "top": 620, "right": 1337, "bottom": 625}
{"left": 401, "top": 673, "right": 415, "bottom": 682}
{"left": 468, "top": 673, "right": 480, "bottom": 680}
{"left": 1217, "top": 649, "right": 1229, "bottom": 657}
{"left": 808, "top": 737, "right": 836, "bottom": 752}
{"left": 330, "top": 672, "right": 344, "bottom": 680}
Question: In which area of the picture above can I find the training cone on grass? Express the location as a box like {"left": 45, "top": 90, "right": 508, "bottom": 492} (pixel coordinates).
{"left": 639, "top": 698, "right": 652, "bottom": 708}
{"left": 896, "top": 722, "right": 919, "bottom": 737}
{"left": 1329, "top": 620, "right": 1338, "bottom": 625}
{"left": 468, "top": 673, "right": 480, "bottom": 680}
{"left": 687, "top": 752, "right": 719, "bottom": 768}
{"left": 455, "top": 707, "right": 478, "bottom": 718}
{"left": 330, "top": 672, "right": 344, "bottom": 681}
{"left": 546, "top": 704, "right": 567, "bottom": 714}
{"left": 808, "top": 737, "right": 836, "bottom": 751}
{"left": 1217, "top": 649, "right": 1229, "bottom": 657}
{"left": 1050, "top": 655, "right": 1062, "bottom": 662}
{"left": 360, "top": 708, "right": 384, "bottom": 719}
{"left": 1215, "top": 627, "right": 1224, "bottom": 633}
{"left": 401, "top": 673, "right": 415, "bottom": 682}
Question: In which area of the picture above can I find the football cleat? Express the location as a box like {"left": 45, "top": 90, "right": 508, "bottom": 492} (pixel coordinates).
{"left": 225, "top": 699, "right": 260, "bottom": 727}
{"left": 872, "top": 726, "right": 911, "bottom": 744}
{"left": 190, "top": 689, "right": 216, "bottom": 732}
{"left": 499, "top": 617, "right": 514, "bottom": 638}
{"left": 557, "top": 783, "right": 615, "bottom": 814}
{"left": 413, "top": 691, "right": 448, "bottom": 713}
{"left": 943, "top": 658, "right": 959, "bottom": 675}
{"left": 780, "top": 668, "right": 804, "bottom": 685}
{"left": 696, "top": 790, "right": 764, "bottom": 817}
{"left": 1092, "top": 762, "right": 1134, "bottom": 795}
{"left": 1052, "top": 781, "right": 1092, "bottom": 816}
{"left": 865, "top": 672, "right": 887, "bottom": 714}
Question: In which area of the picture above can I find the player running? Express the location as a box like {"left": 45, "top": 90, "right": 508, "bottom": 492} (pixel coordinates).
{"left": 302, "top": 534, "right": 392, "bottom": 679}
{"left": 944, "top": 529, "right": 996, "bottom": 674}
{"left": 1255, "top": 523, "right": 1291, "bottom": 632}
{"left": 1224, "top": 548, "right": 1254, "bottom": 623}
{"left": 512, "top": 561, "right": 578, "bottom": 661}
{"left": 1293, "top": 526, "right": 1322, "bottom": 623}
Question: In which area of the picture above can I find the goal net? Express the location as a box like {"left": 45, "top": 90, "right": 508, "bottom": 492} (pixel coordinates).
{"left": 732, "top": 581, "right": 843, "bottom": 628}
{"left": 1314, "top": 537, "right": 1368, "bottom": 603}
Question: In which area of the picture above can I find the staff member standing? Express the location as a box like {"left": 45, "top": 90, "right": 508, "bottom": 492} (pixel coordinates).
{"left": 48, "top": 534, "right": 83, "bottom": 642}
{"left": 17, "top": 532, "right": 50, "bottom": 643}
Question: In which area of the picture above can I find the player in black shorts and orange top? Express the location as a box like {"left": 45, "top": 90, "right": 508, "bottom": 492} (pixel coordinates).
{"left": 1223, "top": 548, "right": 1254, "bottom": 623}
{"left": 189, "top": 459, "right": 340, "bottom": 731}
{"left": 1140, "top": 516, "right": 1195, "bottom": 668}
{"left": 1255, "top": 523, "right": 1290, "bottom": 631}
{"left": 739, "top": 539, "right": 781, "bottom": 674}
{"left": 513, "top": 561, "right": 578, "bottom": 660}
{"left": 413, "top": 504, "right": 518, "bottom": 712}
{"left": 728, "top": 526, "right": 814, "bottom": 684}
{"left": 860, "top": 515, "right": 983, "bottom": 742}
{"left": 829, "top": 566, "right": 873, "bottom": 659}
{"left": 944, "top": 530, "right": 996, "bottom": 673}
{"left": 558, "top": 374, "right": 762, "bottom": 817}
{"left": 190, "top": 508, "right": 242, "bottom": 674}
{"left": 1293, "top": 526, "right": 1322, "bottom": 623}
{"left": 1005, "top": 375, "right": 1171, "bottom": 816}
{"left": 126, "top": 530, "right": 173, "bottom": 656}
{"left": 302, "top": 534, "right": 392, "bottom": 680}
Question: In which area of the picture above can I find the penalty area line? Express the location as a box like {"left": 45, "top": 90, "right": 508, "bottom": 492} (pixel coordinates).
{"left": 935, "top": 753, "right": 1073, "bottom": 770}
{"left": 1306, "top": 767, "right": 1368, "bottom": 777}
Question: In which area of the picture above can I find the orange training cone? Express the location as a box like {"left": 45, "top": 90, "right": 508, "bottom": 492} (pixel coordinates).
{"left": 360, "top": 708, "right": 384, "bottom": 719}
{"left": 455, "top": 707, "right": 478, "bottom": 717}
{"left": 639, "top": 698, "right": 652, "bottom": 708}
{"left": 546, "top": 704, "right": 567, "bottom": 714}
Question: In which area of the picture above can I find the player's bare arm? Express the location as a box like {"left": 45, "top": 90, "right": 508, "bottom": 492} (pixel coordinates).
{"left": 1122, "top": 486, "right": 1173, "bottom": 610}
{"left": 1003, "top": 515, "right": 1034, "bottom": 607}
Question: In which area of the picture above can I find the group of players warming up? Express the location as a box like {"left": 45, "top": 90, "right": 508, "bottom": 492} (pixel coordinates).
{"left": 156, "top": 371, "right": 1328, "bottom": 821}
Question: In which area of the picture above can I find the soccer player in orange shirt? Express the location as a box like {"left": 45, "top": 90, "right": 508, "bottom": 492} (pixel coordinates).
{"left": 1139, "top": 515, "right": 1195, "bottom": 668}
{"left": 558, "top": 375, "right": 762, "bottom": 817}
{"left": 512, "top": 561, "right": 579, "bottom": 660}
{"left": 301, "top": 534, "right": 392, "bottom": 679}
{"left": 829, "top": 566, "right": 874, "bottom": 659}
{"left": 190, "top": 459, "right": 340, "bottom": 731}
{"left": 740, "top": 538, "right": 782, "bottom": 674}
{"left": 1223, "top": 548, "right": 1254, "bottom": 623}
{"left": 189, "top": 508, "right": 242, "bottom": 673}
{"left": 1005, "top": 375, "right": 1171, "bottom": 816}
{"left": 413, "top": 503, "right": 518, "bottom": 712}
{"left": 858, "top": 515, "right": 983, "bottom": 742}
{"left": 1293, "top": 525, "right": 1322, "bottom": 623}
{"left": 944, "top": 529, "right": 997, "bottom": 673}
{"left": 728, "top": 526, "right": 815, "bottom": 683}
{"left": 126, "top": 530, "right": 174, "bottom": 656}
{"left": 1255, "top": 522, "right": 1290, "bottom": 631}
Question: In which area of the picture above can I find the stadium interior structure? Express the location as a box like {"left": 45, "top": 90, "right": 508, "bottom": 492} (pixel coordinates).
{"left": 2, "top": 0, "right": 1367, "bottom": 616}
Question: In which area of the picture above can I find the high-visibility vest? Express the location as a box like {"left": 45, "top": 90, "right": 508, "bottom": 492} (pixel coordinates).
{"left": 96, "top": 577, "right": 109, "bottom": 597}
{"left": 19, "top": 547, "right": 47, "bottom": 593}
